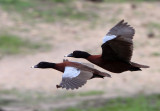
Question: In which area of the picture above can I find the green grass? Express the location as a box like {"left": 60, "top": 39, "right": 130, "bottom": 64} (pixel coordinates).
{"left": 0, "top": 0, "right": 98, "bottom": 22}
{"left": 0, "top": 0, "right": 33, "bottom": 11}
{"left": 104, "top": 0, "right": 160, "bottom": 2}
{"left": 147, "top": 22, "right": 160, "bottom": 31}
{"left": 151, "top": 52, "right": 160, "bottom": 57}
{"left": 78, "top": 90, "right": 104, "bottom": 96}
{"left": 0, "top": 89, "right": 104, "bottom": 104}
{"left": 0, "top": 0, "right": 158, "bottom": 23}
{"left": 63, "top": 94, "right": 160, "bottom": 111}
{"left": 0, "top": 34, "right": 50, "bottom": 55}
{"left": 51, "top": 0, "right": 73, "bottom": 3}
{"left": 1, "top": 89, "right": 160, "bottom": 111}
{"left": 0, "top": 89, "right": 104, "bottom": 109}
{"left": 58, "top": 90, "right": 104, "bottom": 99}
{"left": 0, "top": 89, "right": 65, "bottom": 106}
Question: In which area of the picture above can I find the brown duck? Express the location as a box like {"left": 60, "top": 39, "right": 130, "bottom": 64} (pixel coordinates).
{"left": 32, "top": 59, "right": 111, "bottom": 90}
{"left": 66, "top": 20, "right": 149, "bottom": 73}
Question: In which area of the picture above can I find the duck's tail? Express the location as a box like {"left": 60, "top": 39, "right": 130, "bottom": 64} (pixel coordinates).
{"left": 131, "top": 62, "right": 149, "bottom": 68}
{"left": 129, "top": 62, "right": 149, "bottom": 71}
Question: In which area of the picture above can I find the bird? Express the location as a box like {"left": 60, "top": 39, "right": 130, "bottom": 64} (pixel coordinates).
{"left": 65, "top": 20, "right": 149, "bottom": 73}
{"left": 32, "top": 59, "right": 111, "bottom": 90}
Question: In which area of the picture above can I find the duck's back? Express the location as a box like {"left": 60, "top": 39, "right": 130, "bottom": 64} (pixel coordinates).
{"left": 87, "top": 55, "right": 136, "bottom": 73}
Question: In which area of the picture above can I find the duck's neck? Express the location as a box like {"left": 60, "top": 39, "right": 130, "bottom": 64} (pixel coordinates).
{"left": 86, "top": 55, "right": 102, "bottom": 65}
{"left": 46, "top": 63, "right": 64, "bottom": 72}
{"left": 54, "top": 63, "right": 66, "bottom": 72}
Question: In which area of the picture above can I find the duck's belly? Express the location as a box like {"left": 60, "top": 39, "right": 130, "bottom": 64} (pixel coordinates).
{"left": 99, "top": 61, "right": 131, "bottom": 73}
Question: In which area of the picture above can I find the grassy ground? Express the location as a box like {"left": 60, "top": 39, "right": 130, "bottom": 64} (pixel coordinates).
{"left": 0, "top": 89, "right": 105, "bottom": 110}
{"left": 104, "top": 0, "right": 159, "bottom": 2}
{"left": 0, "top": 89, "right": 160, "bottom": 111}
{"left": 0, "top": 0, "right": 158, "bottom": 23}
{"left": 62, "top": 94, "right": 160, "bottom": 111}
{"left": 0, "top": 0, "right": 98, "bottom": 22}
{"left": 0, "top": 34, "right": 50, "bottom": 56}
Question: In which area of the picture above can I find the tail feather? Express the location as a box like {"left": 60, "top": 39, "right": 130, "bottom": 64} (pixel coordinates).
{"left": 129, "top": 67, "right": 142, "bottom": 71}
{"left": 131, "top": 62, "right": 149, "bottom": 68}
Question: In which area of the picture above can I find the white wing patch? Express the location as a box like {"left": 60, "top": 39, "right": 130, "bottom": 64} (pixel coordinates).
{"left": 62, "top": 66, "right": 81, "bottom": 78}
{"left": 102, "top": 35, "right": 116, "bottom": 44}
{"left": 58, "top": 65, "right": 94, "bottom": 90}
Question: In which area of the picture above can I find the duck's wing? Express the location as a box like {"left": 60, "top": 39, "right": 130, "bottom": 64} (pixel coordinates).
{"left": 58, "top": 66, "right": 93, "bottom": 90}
{"left": 101, "top": 20, "right": 135, "bottom": 62}
{"left": 69, "top": 62, "right": 111, "bottom": 78}
{"left": 81, "top": 63, "right": 94, "bottom": 68}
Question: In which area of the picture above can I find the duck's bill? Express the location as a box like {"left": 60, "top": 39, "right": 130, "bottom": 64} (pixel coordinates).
{"left": 64, "top": 53, "right": 73, "bottom": 57}
{"left": 31, "top": 65, "right": 38, "bottom": 68}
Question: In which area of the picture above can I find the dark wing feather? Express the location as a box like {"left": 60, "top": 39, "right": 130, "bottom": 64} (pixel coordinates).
{"left": 108, "top": 20, "right": 135, "bottom": 39}
{"left": 101, "top": 43, "right": 118, "bottom": 61}
{"left": 102, "top": 20, "right": 135, "bottom": 62}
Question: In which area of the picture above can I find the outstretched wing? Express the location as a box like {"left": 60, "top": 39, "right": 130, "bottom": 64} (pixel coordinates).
{"left": 58, "top": 66, "right": 93, "bottom": 90}
{"left": 101, "top": 20, "right": 135, "bottom": 62}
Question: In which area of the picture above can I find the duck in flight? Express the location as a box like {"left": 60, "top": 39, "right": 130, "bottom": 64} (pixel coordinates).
{"left": 32, "top": 59, "right": 111, "bottom": 90}
{"left": 66, "top": 20, "right": 149, "bottom": 73}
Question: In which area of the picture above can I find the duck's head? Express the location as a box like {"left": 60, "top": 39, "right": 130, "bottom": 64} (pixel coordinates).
{"left": 31, "top": 61, "right": 55, "bottom": 69}
{"left": 65, "top": 50, "right": 91, "bottom": 59}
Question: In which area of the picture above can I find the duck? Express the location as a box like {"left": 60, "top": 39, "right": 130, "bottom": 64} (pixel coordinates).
{"left": 66, "top": 20, "right": 149, "bottom": 73}
{"left": 32, "top": 59, "right": 111, "bottom": 90}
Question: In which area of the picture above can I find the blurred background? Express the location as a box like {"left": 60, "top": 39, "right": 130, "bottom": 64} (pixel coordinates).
{"left": 0, "top": 0, "right": 160, "bottom": 111}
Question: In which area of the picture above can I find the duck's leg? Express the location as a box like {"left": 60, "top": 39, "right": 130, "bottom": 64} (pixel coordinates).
{"left": 56, "top": 85, "right": 62, "bottom": 88}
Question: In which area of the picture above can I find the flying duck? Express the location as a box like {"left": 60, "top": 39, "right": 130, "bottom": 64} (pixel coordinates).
{"left": 32, "top": 59, "right": 111, "bottom": 90}
{"left": 66, "top": 20, "right": 149, "bottom": 73}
